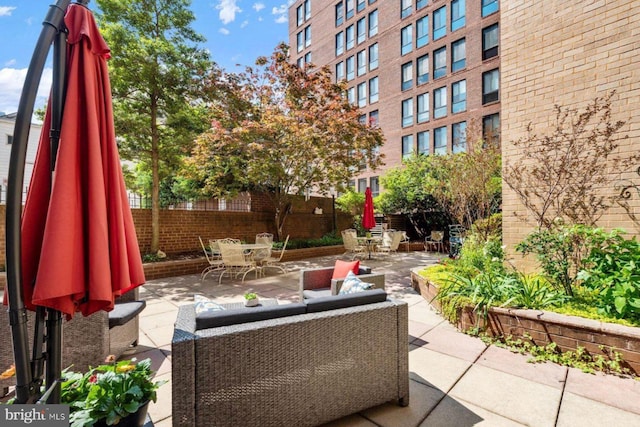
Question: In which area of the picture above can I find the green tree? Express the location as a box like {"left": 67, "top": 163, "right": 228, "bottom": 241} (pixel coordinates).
{"left": 377, "top": 155, "right": 449, "bottom": 238}
{"left": 96, "top": 0, "right": 214, "bottom": 253}
{"left": 185, "top": 44, "right": 385, "bottom": 240}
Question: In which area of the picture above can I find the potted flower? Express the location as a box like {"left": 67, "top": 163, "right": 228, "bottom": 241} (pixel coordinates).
{"left": 61, "top": 356, "right": 166, "bottom": 427}
{"left": 244, "top": 292, "right": 260, "bottom": 307}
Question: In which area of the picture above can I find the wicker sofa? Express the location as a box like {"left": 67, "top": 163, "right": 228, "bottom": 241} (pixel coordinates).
{"left": 299, "top": 265, "right": 386, "bottom": 300}
{"left": 0, "top": 288, "right": 144, "bottom": 397}
{"left": 172, "top": 289, "right": 409, "bottom": 427}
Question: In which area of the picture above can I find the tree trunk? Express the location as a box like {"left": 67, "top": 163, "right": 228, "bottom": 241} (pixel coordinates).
{"left": 150, "top": 99, "right": 160, "bottom": 254}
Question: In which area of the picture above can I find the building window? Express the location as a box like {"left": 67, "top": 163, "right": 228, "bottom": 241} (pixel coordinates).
{"left": 417, "top": 92, "right": 429, "bottom": 123}
{"left": 402, "top": 98, "right": 414, "bottom": 127}
{"left": 357, "top": 17, "right": 366, "bottom": 44}
{"left": 359, "top": 114, "right": 367, "bottom": 125}
{"left": 482, "top": 68, "right": 499, "bottom": 104}
{"left": 433, "top": 86, "right": 447, "bottom": 119}
{"left": 304, "top": 52, "right": 312, "bottom": 65}
{"left": 304, "top": 26, "right": 311, "bottom": 47}
{"left": 358, "top": 178, "right": 367, "bottom": 193}
{"left": 357, "top": 50, "right": 366, "bottom": 76}
{"left": 482, "top": 0, "right": 499, "bottom": 17}
{"left": 368, "top": 10, "right": 378, "bottom": 37}
{"left": 452, "top": 79, "right": 466, "bottom": 113}
{"left": 433, "top": 47, "right": 446, "bottom": 79}
{"left": 296, "top": 31, "right": 304, "bottom": 53}
{"left": 304, "top": 0, "right": 311, "bottom": 20}
{"left": 369, "top": 109, "right": 379, "bottom": 126}
{"left": 452, "top": 121, "right": 467, "bottom": 153}
{"left": 368, "top": 43, "right": 379, "bottom": 70}
{"left": 369, "top": 0, "right": 377, "bottom": 3}
{"left": 7, "top": 134, "right": 13, "bottom": 145}
{"left": 417, "top": 54, "right": 429, "bottom": 85}
{"left": 346, "top": 0, "right": 355, "bottom": 19}
{"left": 416, "top": 16, "right": 429, "bottom": 48}
{"left": 402, "top": 134, "right": 414, "bottom": 159}
{"left": 369, "top": 176, "right": 380, "bottom": 197}
{"left": 401, "top": 0, "right": 413, "bottom": 19}
{"left": 336, "top": 61, "right": 345, "bottom": 81}
{"left": 347, "top": 87, "right": 356, "bottom": 104}
{"left": 433, "top": 6, "right": 446, "bottom": 40}
{"left": 346, "top": 25, "right": 355, "bottom": 50}
{"left": 370, "top": 176, "right": 380, "bottom": 196}
{"left": 336, "top": 2, "right": 344, "bottom": 26}
{"left": 451, "top": 0, "right": 465, "bottom": 31}
{"left": 434, "top": 126, "right": 447, "bottom": 155}
{"left": 369, "top": 76, "right": 379, "bottom": 103}
{"left": 483, "top": 23, "right": 499, "bottom": 60}
{"left": 416, "top": 0, "right": 427, "bottom": 10}
{"left": 417, "top": 130, "right": 429, "bottom": 155}
{"left": 357, "top": 82, "right": 367, "bottom": 107}
{"left": 357, "top": 0, "right": 366, "bottom": 12}
{"left": 346, "top": 56, "right": 355, "bottom": 80}
{"left": 297, "top": 5, "right": 304, "bottom": 26}
{"left": 401, "top": 62, "right": 413, "bottom": 90}
{"left": 401, "top": 25, "right": 413, "bottom": 55}
{"left": 483, "top": 113, "right": 500, "bottom": 145}
{"left": 335, "top": 32, "right": 344, "bottom": 56}
{"left": 297, "top": 57, "right": 304, "bottom": 68}
{"left": 451, "top": 38, "right": 466, "bottom": 72}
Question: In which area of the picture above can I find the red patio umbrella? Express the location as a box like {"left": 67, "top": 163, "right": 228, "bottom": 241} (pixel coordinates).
{"left": 362, "top": 187, "right": 376, "bottom": 230}
{"left": 4, "top": 0, "right": 144, "bottom": 403}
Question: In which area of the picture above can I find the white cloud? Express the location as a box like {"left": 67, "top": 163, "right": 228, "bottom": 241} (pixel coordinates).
{"left": 272, "top": 4, "right": 288, "bottom": 24}
{"left": 0, "top": 67, "right": 52, "bottom": 114}
{"left": 219, "top": 27, "right": 230, "bottom": 35}
{"left": 252, "top": 3, "right": 265, "bottom": 12}
{"left": 0, "top": 6, "right": 17, "bottom": 16}
{"left": 258, "top": 16, "right": 263, "bottom": 22}
{"left": 4, "top": 59, "right": 16, "bottom": 67}
{"left": 216, "top": 0, "right": 241, "bottom": 25}
{"left": 240, "top": 20, "right": 249, "bottom": 28}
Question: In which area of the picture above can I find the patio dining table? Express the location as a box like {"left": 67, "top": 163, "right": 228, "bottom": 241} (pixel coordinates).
{"left": 357, "top": 236, "right": 382, "bottom": 260}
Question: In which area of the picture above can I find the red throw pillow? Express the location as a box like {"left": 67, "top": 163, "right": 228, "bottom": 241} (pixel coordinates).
{"left": 332, "top": 260, "right": 360, "bottom": 279}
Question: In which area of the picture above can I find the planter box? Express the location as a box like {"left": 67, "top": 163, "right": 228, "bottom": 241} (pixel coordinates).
{"left": 411, "top": 269, "right": 640, "bottom": 375}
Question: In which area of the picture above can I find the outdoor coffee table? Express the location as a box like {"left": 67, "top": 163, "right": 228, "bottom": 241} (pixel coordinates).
{"left": 357, "top": 236, "right": 382, "bottom": 259}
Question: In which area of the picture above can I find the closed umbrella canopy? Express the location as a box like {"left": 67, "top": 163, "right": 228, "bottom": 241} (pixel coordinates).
{"left": 362, "top": 187, "right": 376, "bottom": 230}
{"left": 17, "top": 3, "right": 145, "bottom": 318}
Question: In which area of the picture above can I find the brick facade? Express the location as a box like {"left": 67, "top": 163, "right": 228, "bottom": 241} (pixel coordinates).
{"left": 501, "top": 1, "right": 640, "bottom": 265}
{"left": 289, "top": 0, "right": 501, "bottom": 191}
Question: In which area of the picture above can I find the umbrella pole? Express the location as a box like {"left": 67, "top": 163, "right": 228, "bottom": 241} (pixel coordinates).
{"left": 5, "top": 0, "right": 72, "bottom": 404}
{"left": 43, "top": 24, "right": 70, "bottom": 404}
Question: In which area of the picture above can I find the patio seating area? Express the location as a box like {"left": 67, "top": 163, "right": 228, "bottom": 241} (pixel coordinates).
{"left": 124, "top": 251, "right": 640, "bottom": 426}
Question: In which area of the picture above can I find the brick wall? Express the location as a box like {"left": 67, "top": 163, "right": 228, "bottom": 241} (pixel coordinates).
{"left": 411, "top": 270, "right": 640, "bottom": 374}
{"left": 501, "top": 1, "right": 640, "bottom": 268}
{"left": 0, "top": 195, "right": 354, "bottom": 264}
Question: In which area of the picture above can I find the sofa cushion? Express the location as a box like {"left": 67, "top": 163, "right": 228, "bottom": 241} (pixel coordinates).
{"left": 332, "top": 259, "right": 360, "bottom": 279}
{"left": 339, "top": 271, "right": 374, "bottom": 295}
{"left": 194, "top": 295, "right": 226, "bottom": 315}
{"left": 195, "top": 303, "right": 307, "bottom": 330}
{"left": 108, "top": 301, "right": 146, "bottom": 328}
{"left": 305, "top": 288, "right": 387, "bottom": 313}
{"left": 357, "top": 266, "right": 372, "bottom": 275}
{"left": 302, "top": 287, "right": 332, "bottom": 299}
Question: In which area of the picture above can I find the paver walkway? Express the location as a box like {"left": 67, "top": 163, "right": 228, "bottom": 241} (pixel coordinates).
{"left": 129, "top": 251, "right": 640, "bottom": 427}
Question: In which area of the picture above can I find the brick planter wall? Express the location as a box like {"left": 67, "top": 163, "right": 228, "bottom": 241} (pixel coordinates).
{"left": 411, "top": 269, "right": 640, "bottom": 375}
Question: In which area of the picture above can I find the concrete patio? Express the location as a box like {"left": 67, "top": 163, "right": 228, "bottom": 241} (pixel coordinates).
{"left": 129, "top": 251, "right": 640, "bottom": 426}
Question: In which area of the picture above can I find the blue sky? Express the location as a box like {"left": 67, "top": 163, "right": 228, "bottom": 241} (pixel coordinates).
{"left": 0, "top": 0, "right": 292, "bottom": 114}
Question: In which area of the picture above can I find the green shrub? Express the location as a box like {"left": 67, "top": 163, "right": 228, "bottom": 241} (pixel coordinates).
{"left": 274, "top": 233, "right": 343, "bottom": 250}
{"left": 577, "top": 230, "right": 640, "bottom": 320}
{"left": 507, "top": 273, "right": 568, "bottom": 310}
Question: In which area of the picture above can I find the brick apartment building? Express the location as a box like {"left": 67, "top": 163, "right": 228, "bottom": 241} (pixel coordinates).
{"left": 501, "top": 1, "right": 640, "bottom": 259}
{"left": 288, "top": 0, "right": 501, "bottom": 196}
